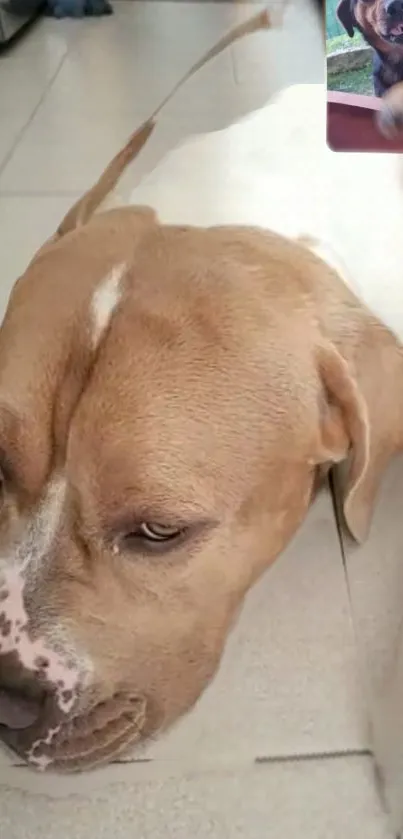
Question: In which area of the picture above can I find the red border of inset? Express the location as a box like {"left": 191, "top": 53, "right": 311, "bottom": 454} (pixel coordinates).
{"left": 327, "top": 90, "right": 403, "bottom": 152}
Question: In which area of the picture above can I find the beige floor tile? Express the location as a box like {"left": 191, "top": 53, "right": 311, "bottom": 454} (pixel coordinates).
{"left": 232, "top": 0, "right": 324, "bottom": 87}
{"left": 0, "top": 757, "right": 390, "bottom": 838}
{"left": 0, "top": 112, "right": 29, "bottom": 171}
{"left": 18, "top": 106, "right": 255, "bottom": 192}
{"left": 0, "top": 20, "right": 68, "bottom": 113}
{"left": 0, "top": 0, "right": 322, "bottom": 193}
{"left": 0, "top": 126, "right": 147, "bottom": 194}
{"left": 4, "top": 92, "right": 289, "bottom": 196}
{"left": 0, "top": 85, "right": 43, "bottom": 135}
{"left": 335, "top": 456, "right": 403, "bottom": 836}
{"left": 0, "top": 23, "right": 68, "bottom": 83}
{"left": 15, "top": 94, "right": 150, "bottom": 146}
{"left": 35, "top": 1, "right": 238, "bottom": 116}
{"left": 0, "top": 57, "right": 238, "bottom": 193}
{"left": 0, "top": 17, "right": 86, "bottom": 168}
{"left": 339, "top": 455, "right": 403, "bottom": 692}
{"left": 0, "top": 71, "right": 233, "bottom": 194}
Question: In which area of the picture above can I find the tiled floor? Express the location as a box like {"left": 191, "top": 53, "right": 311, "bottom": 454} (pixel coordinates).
{"left": 0, "top": 1, "right": 396, "bottom": 837}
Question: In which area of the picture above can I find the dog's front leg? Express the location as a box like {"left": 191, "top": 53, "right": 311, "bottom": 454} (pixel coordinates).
{"left": 372, "top": 52, "right": 390, "bottom": 97}
{"left": 376, "top": 81, "right": 403, "bottom": 137}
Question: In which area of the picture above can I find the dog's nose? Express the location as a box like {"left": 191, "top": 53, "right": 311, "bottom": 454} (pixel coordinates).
{"left": 0, "top": 686, "right": 42, "bottom": 730}
{"left": 0, "top": 655, "right": 46, "bottom": 732}
{"left": 386, "top": 0, "right": 403, "bottom": 17}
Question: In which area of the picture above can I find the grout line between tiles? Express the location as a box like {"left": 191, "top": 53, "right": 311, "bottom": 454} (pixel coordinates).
{"left": 254, "top": 747, "right": 372, "bottom": 765}
{"left": 0, "top": 46, "right": 70, "bottom": 181}
{"left": 9, "top": 747, "right": 372, "bottom": 771}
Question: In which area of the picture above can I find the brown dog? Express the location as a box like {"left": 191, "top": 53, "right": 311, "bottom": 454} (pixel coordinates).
{"left": 0, "top": 192, "right": 402, "bottom": 771}
{"left": 337, "top": 0, "right": 403, "bottom": 134}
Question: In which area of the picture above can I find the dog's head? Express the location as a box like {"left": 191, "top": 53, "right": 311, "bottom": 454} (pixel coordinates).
{"left": 337, "top": 0, "right": 403, "bottom": 48}
{"left": 0, "top": 208, "right": 401, "bottom": 772}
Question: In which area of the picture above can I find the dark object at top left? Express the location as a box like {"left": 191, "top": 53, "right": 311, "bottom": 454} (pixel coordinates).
{"left": 44, "top": 0, "right": 113, "bottom": 17}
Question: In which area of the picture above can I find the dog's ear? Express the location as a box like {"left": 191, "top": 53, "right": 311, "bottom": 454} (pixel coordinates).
{"left": 336, "top": 0, "right": 356, "bottom": 36}
{"left": 314, "top": 339, "right": 398, "bottom": 543}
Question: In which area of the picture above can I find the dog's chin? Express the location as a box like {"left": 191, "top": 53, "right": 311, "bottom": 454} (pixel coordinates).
{"left": 0, "top": 692, "right": 148, "bottom": 772}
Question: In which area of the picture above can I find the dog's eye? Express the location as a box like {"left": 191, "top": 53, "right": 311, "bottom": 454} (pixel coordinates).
{"left": 138, "top": 523, "right": 182, "bottom": 542}
{"left": 118, "top": 522, "right": 185, "bottom": 554}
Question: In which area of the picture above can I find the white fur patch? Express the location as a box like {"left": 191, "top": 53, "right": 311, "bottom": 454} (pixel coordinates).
{"left": 0, "top": 475, "right": 85, "bottom": 726}
{"left": 27, "top": 725, "right": 62, "bottom": 770}
{"left": 15, "top": 476, "right": 66, "bottom": 578}
{"left": 91, "top": 263, "right": 125, "bottom": 349}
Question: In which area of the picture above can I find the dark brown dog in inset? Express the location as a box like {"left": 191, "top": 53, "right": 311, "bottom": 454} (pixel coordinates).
{"left": 337, "top": 0, "right": 403, "bottom": 135}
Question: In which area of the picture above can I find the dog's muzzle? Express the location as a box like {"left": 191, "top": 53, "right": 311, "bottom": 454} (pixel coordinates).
{"left": 384, "top": 0, "right": 403, "bottom": 41}
{"left": 0, "top": 650, "right": 70, "bottom": 762}
{"left": 0, "top": 651, "right": 148, "bottom": 771}
{"left": 0, "top": 569, "right": 148, "bottom": 771}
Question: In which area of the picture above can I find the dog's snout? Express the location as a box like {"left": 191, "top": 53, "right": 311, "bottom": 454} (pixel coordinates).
{"left": 0, "top": 686, "right": 42, "bottom": 730}
{"left": 386, "top": 0, "right": 403, "bottom": 18}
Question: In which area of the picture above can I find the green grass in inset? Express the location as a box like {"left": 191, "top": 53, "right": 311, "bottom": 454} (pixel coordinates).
{"left": 327, "top": 62, "right": 373, "bottom": 95}
{"left": 326, "top": 31, "right": 365, "bottom": 54}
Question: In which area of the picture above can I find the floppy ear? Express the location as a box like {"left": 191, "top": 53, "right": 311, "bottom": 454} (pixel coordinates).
{"left": 314, "top": 340, "right": 396, "bottom": 544}
{"left": 336, "top": 0, "right": 356, "bottom": 36}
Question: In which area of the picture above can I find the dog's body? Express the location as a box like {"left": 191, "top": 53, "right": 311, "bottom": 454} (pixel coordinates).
{"left": 337, "top": 0, "right": 403, "bottom": 96}
{"left": 0, "top": 76, "right": 403, "bottom": 826}
{"left": 372, "top": 47, "right": 403, "bottom": 96}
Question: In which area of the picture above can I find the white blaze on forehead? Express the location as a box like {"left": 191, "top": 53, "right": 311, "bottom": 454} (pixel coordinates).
{"left": 91, "top": 262, "right": 125, "bottom": 349}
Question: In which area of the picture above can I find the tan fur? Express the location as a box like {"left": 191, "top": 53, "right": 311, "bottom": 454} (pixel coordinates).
{"left": 1, "top": 209, "right": 403, "bottom": 770}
